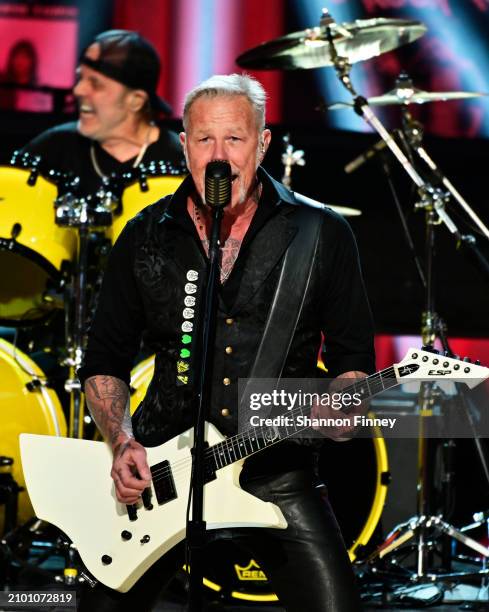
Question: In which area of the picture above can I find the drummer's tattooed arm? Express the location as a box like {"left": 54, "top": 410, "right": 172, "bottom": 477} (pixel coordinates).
{"left": 84, "top": 375, "right": 133, "bottom": 452}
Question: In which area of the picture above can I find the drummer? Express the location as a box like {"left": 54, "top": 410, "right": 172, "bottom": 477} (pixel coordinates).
{"left": 20, "top": 29, "right": 185, "bottom": 195}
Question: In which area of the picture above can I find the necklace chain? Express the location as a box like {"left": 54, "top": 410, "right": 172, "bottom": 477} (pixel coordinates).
{"left": 192, "top": 201, "right": 234, "bottom": 283}
{"left": 90, "top": 124, "right": 153, "bottom": 179}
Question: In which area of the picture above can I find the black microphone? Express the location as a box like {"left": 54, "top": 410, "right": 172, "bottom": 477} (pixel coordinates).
{"left": 204, "top": 160, "right": 232, "bottom": 208}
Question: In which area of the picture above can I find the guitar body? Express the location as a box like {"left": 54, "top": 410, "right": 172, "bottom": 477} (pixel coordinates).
{"left": 20, "top": 423, "right": 286, "bottom": 592}
{"left": 20, "top": 348, "right": 489, "bottom": 592}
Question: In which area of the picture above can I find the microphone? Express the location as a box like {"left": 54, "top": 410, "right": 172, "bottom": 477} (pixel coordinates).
{"left": 204, "top": 160, "right": 232, "bottom": 208}
{"left": 344, "top": 138, "right": 389, "bottom": 174}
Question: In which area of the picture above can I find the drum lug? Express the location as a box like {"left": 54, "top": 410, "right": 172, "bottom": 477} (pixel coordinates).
{"left": 381, "top": 471, "right": 391, "bottom": 486}
{"left": 25, "top": 377, "right": 44, "bottom": 392}
{"left": 10, "top": 223, "right": 21, "bottom": 240}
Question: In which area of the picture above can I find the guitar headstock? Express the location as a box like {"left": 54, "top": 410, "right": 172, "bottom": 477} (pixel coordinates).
{"left": 395, "top": 348, "right": 489, "bottom": 389}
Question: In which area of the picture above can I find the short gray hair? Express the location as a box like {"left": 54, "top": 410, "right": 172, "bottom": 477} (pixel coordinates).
{"left": 182, "top": 73, "right": 267, "bottom": 132}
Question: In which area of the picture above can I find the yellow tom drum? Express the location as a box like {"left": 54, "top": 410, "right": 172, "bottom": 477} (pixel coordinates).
{"left": 0, "top": 338, "right": 66, "bottom": 534}
{"left": 0, "top": 166, "right": 77, "bottom": 326}
{"left": 109, "top": 162, "right": 185, "bottom": 244}
{"left": 129, "top": 355, "right": 389, "bottom": 602}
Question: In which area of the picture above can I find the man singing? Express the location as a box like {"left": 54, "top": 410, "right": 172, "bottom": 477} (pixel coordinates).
{"left": 78, "top": 73, "right": 374, "bottom": 611}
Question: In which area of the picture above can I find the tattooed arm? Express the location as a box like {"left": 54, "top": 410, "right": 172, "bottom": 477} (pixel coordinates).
{"left": 84, "top": 375, "right": 151, "bottom": 504}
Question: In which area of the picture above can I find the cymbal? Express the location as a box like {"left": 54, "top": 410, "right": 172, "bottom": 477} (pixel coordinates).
{"left": 236, "top": 18, "right": 427, "bottom": 70}
{"left": 328, "top": 204, "right": 362, "bottom": 217}
{"left": 296, "top": 192, "right": 361, "bottom": 217}
{"left": 328, "top": 87, "right": 488, "bottom": 110}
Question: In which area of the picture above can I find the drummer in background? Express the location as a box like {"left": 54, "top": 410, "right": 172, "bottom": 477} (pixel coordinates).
{"left": 21, "top": 29, "right": 185, "bottom": 194}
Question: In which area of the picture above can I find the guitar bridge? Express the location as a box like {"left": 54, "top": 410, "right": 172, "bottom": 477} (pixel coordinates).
{"left": 151, "top": 460, "right": 177, "bottom": 505}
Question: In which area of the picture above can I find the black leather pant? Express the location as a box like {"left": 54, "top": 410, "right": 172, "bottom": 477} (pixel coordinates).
{"left": 79, "top": 469, "right": 362, "bottom": 611}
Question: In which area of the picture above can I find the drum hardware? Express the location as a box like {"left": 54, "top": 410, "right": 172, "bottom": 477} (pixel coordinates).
{"left": 9, "top": 151, "right": 41, "bottom": 185}
{"left": 279, "top": 133, "right": 361, "bottom": 217}
{"left": 65, "top": 219, "right": 90, "bottom": 439}
{"left": 55, "top": 192, "right": 115, "bottom": 229}
{"left": 0, "top": 463, "right": 22, "bottom": 537}
{"left": 281, "top": 134, "right": 305, "bottom": 189}
{"left": 353, "top": 91, "right": 489, "bottom": 600}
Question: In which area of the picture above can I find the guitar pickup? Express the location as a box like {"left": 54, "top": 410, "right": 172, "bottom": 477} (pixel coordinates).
{"left": 150, "top": 460, "right": 177, "bottom": 505}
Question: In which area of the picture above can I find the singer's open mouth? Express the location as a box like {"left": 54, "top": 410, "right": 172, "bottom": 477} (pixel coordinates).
{"left": 231, "top": 174, "right": 238, "bottom": 181}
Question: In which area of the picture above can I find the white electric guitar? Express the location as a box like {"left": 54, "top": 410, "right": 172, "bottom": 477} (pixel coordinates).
{"left": 20, "top": 348, "right": 489, "bottom": 592}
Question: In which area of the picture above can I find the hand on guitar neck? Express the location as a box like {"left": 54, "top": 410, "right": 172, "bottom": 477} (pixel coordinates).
{"left": 85, "top": 375, "right": 152, "bottom": 504}
{"left": 311, "top": 370, "right": 370, "bottom": 441}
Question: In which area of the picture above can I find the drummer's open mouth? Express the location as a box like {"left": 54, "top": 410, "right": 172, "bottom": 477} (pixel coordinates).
{"left": 79, "top": 104, "right": 95, "bottom": 115}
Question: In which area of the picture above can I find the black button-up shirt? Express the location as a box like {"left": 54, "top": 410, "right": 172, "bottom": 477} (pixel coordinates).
{"left": 78, "top": 168, "right": 375, "bottom": 454}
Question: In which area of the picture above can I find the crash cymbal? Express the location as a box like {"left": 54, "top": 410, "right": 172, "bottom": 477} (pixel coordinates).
{"left": 236, "top": 18, "right": 427, "bottom": 70}
{"left": 328, "top": 87, "right": 488, "bottom": 110}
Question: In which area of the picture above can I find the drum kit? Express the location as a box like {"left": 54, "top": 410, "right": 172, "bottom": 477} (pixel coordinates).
{"left": 0, "top": 6, "right": 488, "bottom": 606}
{"left": 0, "top": 156, "right": 186, "bottom": 543}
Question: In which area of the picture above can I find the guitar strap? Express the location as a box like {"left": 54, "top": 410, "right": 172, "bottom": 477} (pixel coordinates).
{"left": 246, "top": 204, "right": 322, "bottom": 381}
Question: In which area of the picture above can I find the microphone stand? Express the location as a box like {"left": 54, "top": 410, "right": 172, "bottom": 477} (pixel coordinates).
{"left": 187, "top": 199, "right": 225, "bottom": 611}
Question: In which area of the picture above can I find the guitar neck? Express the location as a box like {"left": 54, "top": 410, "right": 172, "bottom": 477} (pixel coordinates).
{"left": 205, "top": 364, "right": 399, "bottom": 471}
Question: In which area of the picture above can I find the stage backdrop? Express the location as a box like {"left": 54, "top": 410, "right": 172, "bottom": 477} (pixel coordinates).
{"left": 113, "top": 0, "right": 284, "bottom": 124}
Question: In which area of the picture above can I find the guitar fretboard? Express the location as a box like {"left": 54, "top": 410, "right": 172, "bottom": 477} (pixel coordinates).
{"left": 205, "top": 365, "right": 398, "bottom": 471}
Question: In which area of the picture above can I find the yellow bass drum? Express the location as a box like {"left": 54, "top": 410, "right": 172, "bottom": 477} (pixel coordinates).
{"left": 0, "top": 338, "right": 66, "bottom": 534}
{"left": 0, "top": 166, "right": 77, "bottom": 325}
{"left": 129, "top": 356, "right": 389, "bottom": 603}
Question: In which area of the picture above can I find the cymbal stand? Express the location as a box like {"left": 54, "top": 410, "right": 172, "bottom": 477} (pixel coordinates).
{"left": 400, "top": 105, "right": 489, "bottom": 280}
{"left": 56, "top": 187, "right": 115, "bottom": 439}
{"left": 321, "top": 5, "right": 489, "bottom": 593}
{"left": 400, "top": 109, "right": 489, "bottom": 530}
{"left": 63, "top": 201, "right": 90, "bottom": 439}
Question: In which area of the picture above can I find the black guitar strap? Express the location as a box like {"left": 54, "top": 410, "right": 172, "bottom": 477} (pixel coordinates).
{"left": 246, "top": 204, "right": 322, "bottom": 381}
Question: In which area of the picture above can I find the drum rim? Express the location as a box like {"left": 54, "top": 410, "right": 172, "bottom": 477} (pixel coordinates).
{"left": 0, "top": 338, "right": 66, "bottom": 437}
{"left": 1, "top": 162, "right": 56, "bottom": 182}
{"left": 0, "top": 238, "right": 62, "bottom": 326}
{"left": 0, "top": 238, "right": 61, "bottom": 281}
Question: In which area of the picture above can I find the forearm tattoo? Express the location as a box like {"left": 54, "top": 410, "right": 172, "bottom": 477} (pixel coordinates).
{"left": 85, "top": 376, "right": 132, "bottom": 447}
